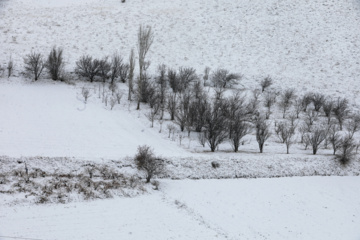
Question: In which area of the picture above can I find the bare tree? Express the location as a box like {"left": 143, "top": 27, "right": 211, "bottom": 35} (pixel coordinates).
{"left": 311, "top": 93, "right": 325, "bottom": 112}
{"left": 203, "top": 66, "right": 211, "bottom": 86}
{"left": 255, "top": 116, "right": 271, "bottom": 153}
{"left": 327, "top": 124, "right": 341, "bottom": 155}
{"left": 7, "top": 56, "right": 13, "bottom": 78}
{"left": 211, "top": 68, "right": 242, "bottom": 88}
{"left": 333, "top": 97, "right": 349, "bottom": 130}
{"left": 137, "top": 25, "right": 154, "bottom": 110}
{"left": 178, "top": 67, "right": 198, "bottom": 92}
{"left": 45, "top": 46, "right": 64, "bottom": 80}
{"left": 301, "top": 92, "right": 313, "bottom": 112}
{"left": 109, "top": 53, "right": 123, "bottom": 85}
{"left": 167, "top": 93, "right": 177, "bottom": 121}
{"left": 304, "top": 127, "right": 327, "bottom": 154}
{"left": 156, "top": 64, "right": 167, "bottom": 119}
{"left": 98, "top": 57, "right": 111, "bottom": 82}
{"left": 346, "top": 113, "right": 360, "bottom": 138}
{"left": 264, "top": 91, "right": 277, "bottom": 119}
{"left": 204, "top": 100, "right": 228, "bottom": 152}
{"left": 230, "top": 118, "right": 251, "bottom": 152}
{"left": 168, "top": 68, "right": 179, "bottom": 93}
{"left": 134, "top": 145, "right": 165, "bottom": 183}
{"left": 275, "top": 121, "right": 296, "bottom": 154}
{"left": 146, "top": 101, "right": 161, "bottom": 128}
{"left": 260, "top": 76, "right": 273, "bottom": 92}
{"left": 337, "top": 133, "right": 357, "bottom": 165}
{"left": 323, "top": 98, "right": 334, "bottom": 124}
{"left": 128, "top": 49, "right": 135, "bottom": 101}
{"left": 75, "top": 55, "right": 101, "bottom": 82}
{"left": 24, "top": 51, "right": 45, "bottom": 81}
{"left": 278, "top": 88, "right": 296, "bottom": 118}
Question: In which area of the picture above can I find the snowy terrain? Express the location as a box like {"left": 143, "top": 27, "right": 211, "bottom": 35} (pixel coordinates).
{"left": 0, "top": 0, "right": 360, "bottom": 239}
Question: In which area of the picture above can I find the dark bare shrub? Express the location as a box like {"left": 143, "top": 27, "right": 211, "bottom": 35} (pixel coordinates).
{"left": 203, "top": 66, "right": 211, "bottom": 86}
{"left": 134, "top": 145, "right": 165, "bottom": 183}
{"left": 7, "top": 56, "right": 13, "bottom": 78}
{"left": 323, "top": 98, "right": 334, "bottom": 124}
{"left": 98, "top": 57, "right": 111, "bottom": 82}
{"left": 109, "top": 54, "right": 123, "bottom": 84}
{"left": 264, "top": 91, "right": 277, "bottom": 119}
{"left": 230, "top": 119, "right": 251, "bottom": 152}
{"left": 275, "top": 121, "right": 296, "bottom": 154}
{"left": 304, "top": 127, "right": 327, "bottom": 155}
{"left": 337, "top": 133, "right": 356, "bottom": 165}
{"left": 327, "top": 124, "right": 341, "bottom": 155}
{"left": 137, "top": 25, "right": 154, "bottom": 110}
{"left": 46, "top": 46, "right": 64, "bottom": 80}
{"left": 301, "top": 92, "right": 313, "bottom": 112}
{"left": 346, "top": 113, "right": 360, "bottom": 138}
{"left": 211, "top": 68, "right": 242, "bottom": 88}
{"left": 311, "top": 93, "right": 325, "bottom": 112}
{"left": 168, "top": 68, "right": 179, "bottom": 93}
{"left": 75, "top": 55, "right": 101, "bottom": 82}
{"left": 178, "top": 67, "right": 198, "bottom": 92}
{"left": 211, "top": 161, "right": 220, "bottom": 168}
{"left": 255, "top": 116, "right": 271, "bottom": 153}
{"left": 260, "top": 76, "right": 273, "bottom": 92}
{"left": 81, "top": 87, "right": 91, "bottom": 104}
{"left": 167, "top": 93, "right": 177, "bottom": 121}
{"left": 128, "top": 49, "right": 135, "bottom": 101}
{"left": 24, "top": 51, "right": 45, "bottom": 81}
{"left": 333, "top": 97, "right": 349, "bottom": 130}
{"left": 278, "top": 88, "right": 296, "bottom": 118}
{"left": 204, "top": 100, "right": 228, "bottom": 152}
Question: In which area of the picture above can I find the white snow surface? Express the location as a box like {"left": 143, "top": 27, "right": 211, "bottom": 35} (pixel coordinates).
{"left": 1, "top": 0, "right": 360, "bottom": 102}
{"left": 1, "top": 177, "right": 359, "bottom": 240}
{"left": 0, "top": 0, "right": 360, "bottom": 239}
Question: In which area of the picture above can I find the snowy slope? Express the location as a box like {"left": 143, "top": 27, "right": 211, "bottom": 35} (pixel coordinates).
{"left": 1, "top": 0, "right": 360, "bottom": 101}
{"left": 1, "top": 177, "right": 359, "bottom": 240}
{"left": 0, "top": 81, "right": 190, "bottom": 159}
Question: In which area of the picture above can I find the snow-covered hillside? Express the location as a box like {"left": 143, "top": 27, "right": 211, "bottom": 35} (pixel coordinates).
{"left": 1, "top": 0, "right": 360, "bottom": 101}
{"left": 1, "top": 0, "right": 360, "bottom": 239}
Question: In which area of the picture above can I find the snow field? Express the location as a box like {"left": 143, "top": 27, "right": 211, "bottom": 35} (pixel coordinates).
{"left": 1, "top": 177, "right": 359, "bottom": 240}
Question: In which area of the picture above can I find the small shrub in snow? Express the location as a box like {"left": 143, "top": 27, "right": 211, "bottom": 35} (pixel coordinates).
{"left": 203, "top": 66, "right": 211, "bottom": 86}
{"left": 260, "top": 76, "right": 273, "bottom": 92}
{"left": 134, "top": 145, "right": 165, "bottom": 183}
{"left": 255, "top": 116, "right": 271, "bottom": 153}
{"left": 311, "top": 93, "right": 325, "bottom": 112}
{"left": 81, "top": 87, "right": 91, "bottom": 104}
{"left": 264, "top": 91, "right": 277, "bottom": 119}
{"left": 278, "top": 88, "right": 296, "bottom": 118}
{"left": 332, "top": 97, "right": 349, "bottom": 130}
{"left": 24, "top": 51, "right": 45, "bottom": 81}
{"left": 211, "top": 68, "right": 242, "bottom": 88}
{"left": 75, "top": 55, "right": 101, "bottom": 82}
{"left": 304, "top": 127, "right": 327, "bottom": 155}
{"left": 45, "top": 46, "right": 64, "bottom": 81}
{"left": 211, "top": 161, "right": 220, "bottom": 168}
{"left": 7, "top": 56, "right": 13, "bottom": 78}
{"left": 337, "top": 133, "right": 357, "bottom": 165}
{"left": 98, "top": 57, "right": 111, "bottom": 82}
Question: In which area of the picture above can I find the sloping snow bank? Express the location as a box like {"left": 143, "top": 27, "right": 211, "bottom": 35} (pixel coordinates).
{"left": 161, "top": 177, "right": 360, "bottom": 240}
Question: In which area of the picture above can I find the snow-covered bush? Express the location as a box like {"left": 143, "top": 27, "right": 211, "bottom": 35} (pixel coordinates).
{"left": 134, "top": 145, "right": 165, "bottom": 183}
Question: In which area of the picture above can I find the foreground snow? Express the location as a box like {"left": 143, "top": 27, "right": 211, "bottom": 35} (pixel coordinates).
{"left": 1, "top": 177, "right": 359, "bottom": 240}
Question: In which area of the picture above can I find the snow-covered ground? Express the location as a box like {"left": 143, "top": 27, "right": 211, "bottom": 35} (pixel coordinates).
{"left": 1, "top": 177, "right": 359, "bottom": 240}
{"left": 1, "top": 0, "right": 360, "bottom": 239}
